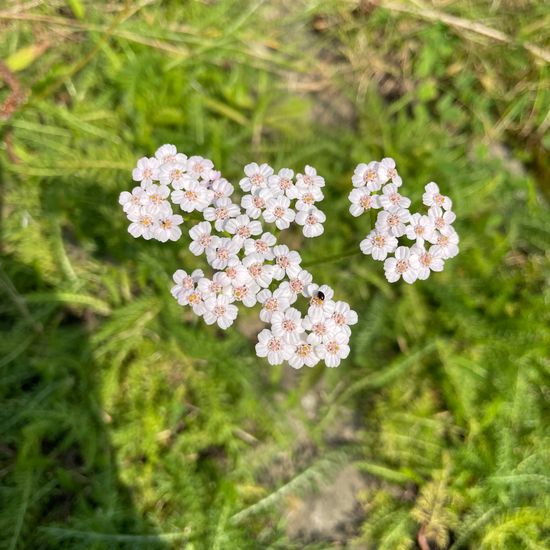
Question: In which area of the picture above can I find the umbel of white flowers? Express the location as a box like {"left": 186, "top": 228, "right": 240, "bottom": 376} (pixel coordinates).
{"left": 119, "top": 144, "right": 357, "bottom": 369}
{"left": 349, "top": 158, "right": 459, "bottom": 283}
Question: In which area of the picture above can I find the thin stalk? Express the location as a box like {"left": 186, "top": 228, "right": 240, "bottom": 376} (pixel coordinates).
{"left": 302, "top": 246, "right": 362, "bottom": 268}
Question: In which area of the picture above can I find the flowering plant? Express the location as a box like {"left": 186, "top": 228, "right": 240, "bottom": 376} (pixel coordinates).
{"left": 120, "top": 145, "right": 357, "bottom": 369}
{"left": 350, "top": 158, "right": 459, "bottom": 283}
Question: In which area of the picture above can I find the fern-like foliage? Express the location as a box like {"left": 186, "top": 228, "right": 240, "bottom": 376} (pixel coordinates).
{"left": 1, "top": 1, "right": 549, "bottom": 549}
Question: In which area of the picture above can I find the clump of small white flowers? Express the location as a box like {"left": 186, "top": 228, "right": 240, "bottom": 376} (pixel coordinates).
{"left": 121, "top": 145, "right": 356, "bottom": 369}
{"left": 240, "top": 163, "right": 325, "bottom": 238}
{"left": 350, "top": 158, "right": 459, "bottom": 284}
{"left": 120, "top": 145, "right": 219, "bottom": 242}
{"left": 256, "top": 283, "right": 356, "bottom": 369}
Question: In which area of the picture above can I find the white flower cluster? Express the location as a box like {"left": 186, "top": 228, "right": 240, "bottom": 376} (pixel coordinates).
{"left": 256, "top": 285, "right": 357, "bottom": 369}
{"left": 174, "top": 265, "right": 357, "bottom": 368}
{"left": 120, "top": 145, "right": 356, "bottom": 369}
{"left": 239, "top": 163, "right": 326, "bottom": 238}
{"left": 119, "top": 144, "right": 223, "bottom": 242}
{"left": 349, "top": 158, "right": 459, "bottom": 284}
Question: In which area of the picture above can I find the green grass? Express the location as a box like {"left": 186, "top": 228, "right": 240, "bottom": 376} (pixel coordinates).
{"left": 1, "top": 1, "right": 549, "bottom": 548}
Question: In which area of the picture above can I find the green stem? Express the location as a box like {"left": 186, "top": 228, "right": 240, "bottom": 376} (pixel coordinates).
{"left": 302, "top": 246, "right": 362, "bottom": 268}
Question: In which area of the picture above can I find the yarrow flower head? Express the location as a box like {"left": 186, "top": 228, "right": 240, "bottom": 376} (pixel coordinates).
{"left": 155, "top": 144, "right": 187, "bottom": 166}
{"left": 257, "top": 287, "right": 292, "bottom": 323}
{"left": 203, "top": 197, "right": 240, "bottom": 231}
{"left": 315, "top": 329, "right": 350, "bottom": 368}
{"left": 348, "top": 187, "right": 380, "bottom": 217}
{"left": 225, "top": 214, "right": 262, "bottom": 244}
{"left": 360, "top": 230, "right": 398, "bottom": 261}
{"left": 269, "top": 168, "right": 295, "bottom": 198}
{"left": 296, "top": 207, "right": 326, "bottom": 238}
{"left": 122, "top": 147, "right": 223, "bottom": 243}
{"left": 352, "top": 161, "right": 381, "bottom": 191}
{"left": 377, "top": 157, "right": 402, "bottom": 186}
{"left": 203, "top": 294, "right": 238, "bottom": 329}
{"left": 187, "top": 155, "right": 214, "bottom": 180}
{"left": 240, "top": 162, "right": 273, "bottom": 193}
{"left": 272, "top": 245, "right": 302, "bottom": 280}
{"left": 244, "top": 232, "right": 276, "bottom": 260}
{"left": 119, "top": 186, "right": 145, "bottom": 217}
{"left": 189, "top": 221, "right": 214, "bottom": 256}
{"left": 171, "top": 269, "right": 204, "bottom": 305}
{"left": 132, "top": 157, "right": 159, "bottom": 187}
{"left": 172, "top": 181, "right": 213, "bottom": 213}
{"left": 120, "top": 145, "right": 355, "bottom": 369}
{"left": 263, "top": 195, "right": 296, "bottom": 230}
{"left": 350, "top": 157, "right": 459, "bottom": 283}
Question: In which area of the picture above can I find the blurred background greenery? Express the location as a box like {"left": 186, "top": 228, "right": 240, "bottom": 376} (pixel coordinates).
{"left": 1, "top": 0, "right": 549, "bottom": 548}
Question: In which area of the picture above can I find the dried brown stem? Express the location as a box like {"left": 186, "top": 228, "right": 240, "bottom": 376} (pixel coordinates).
{"left": 380, "top": 0, "right": 550, "bottom": 65}
{"left": 0, "top": 60, "right": 25, "bottom": 120}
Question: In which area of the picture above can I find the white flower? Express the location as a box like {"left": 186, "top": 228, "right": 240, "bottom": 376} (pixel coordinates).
{"left": 263, "top": 195, "right": 296, "bottom": 230}
{"left": 171, "top": 269, "right": 204, "bottom": 303}
{"left": 119, "top": 186, "right": 146, "bottom": 217}
{"left": 132, "top": 157, "right": 159, "bottom": 187}
{"left": 295, "top": 207, "right": 326, "bottom": 238}
{"left": 210, "top": 178, "right": 234, "bottom": 201}
{"left": 127, "top": 208, "right": 156, "bottom": 240}
{"left": 187, "top": 156, "right": 214, "bottom": 180}
{"left": 217, "top": 257, "right": 250, "bottom": 287}
{"left": 288, "top": 335, "right": 320, "bottom": 369}
{"left": 293, "top": 184, "right": 324, "bottom": 212}
{"left": 360, "top": 229, "right": 398, "bottom": 261}
{"left": 377, "top": 157, "right": 402, "bottom": 186}
{"left": 279, "top": 269, "right": 313, "bottom": 301}
{"left": 409, "top": 244, "right": 445, "bottom": 280}
{"left": 257, "top": 287, "right": 293, "bottom": 323}
{"left": 375, "top": 206, "right": 410, "bottom": 238}
{"left": 302, "top": 308, "right": 337, "bottom": 344}
{"left": 158, "top": 162, "right": 188, "bottom": 188}
{"left": 241, "top": 188, "right": 274, "bottom": 219}
{"left": 224, "top": 214, "right": 262, "bottom": 244}
{"left": 348, "top": 187, "right": 380, "bottom": 217}
{"left": 405, "top": 213, "right": 435, "bottom": 244}
{"left": 306, "top": 283, "right": 336, "bottom": 316}
{"left": 379, "top": 183, "right": 411, "bottom": 210}
{"left": 186, "top": 289, "right": 207, "bottom": 316}
{"left": 197, "top": 273, "right": 232, "bottom": 301}
{"left": 172, "top": 181, "right": 213, "bottom": 213}
{"left": 255, "top": 329, "right": 292, "bottom": 365}
{"left": 271, "top": 307, "right": 305, "bottom": 345}
{"left": 272, "top": 245, "right": 302, "bottom": 280}
{"left": 384, "top": 246, "right": 418, "bottom": 284}
{"left": 352, "top": 161, "right": 381, "bottom": 191}
{"left": 241, "top": 253, "right": 274, "bottom": 288}
{"left": 240, "top": 162, "right": 273, "bottom": 192}
{"left": 206, "top": 237, "right": 241, "bottom": 270}
{"left": 296, "top": 165, "right": 325, "bottom": 189}
{"left": 243, "top": 232, "right": 276, "bottom": 260}
{"left": 315, "top": 330, "right": 350, "bottom": 368}
{"left": 330, "top": 301, "right": 358, "bottom": 337}
{"left": 140, "top": 184, "right": 171, "bottom": 216}
{"left": 203, "top": 197, "right": 241, "bottom": 231}
{"left": 232, "top": 278, "right": 261, "bottom": 307}
{"left": 189, "top": 221, "right": 214, "bottom": 256}
{"left": 268, "top": 168, "right": 295, "bottom": 198}
{"left": 432, "top": 227, "right": 459, "bottom": 259}
{"left": 422, "top": 182, "right": 452, "bottom": 210}
{"left": 305, "top": 282, "right": 334, "bottom": 300}
{"left": 155, "top": 213, "right": 183, "bottom": 242}
{"left": 205, "top": 169, "right": 221, "bottom": 183}
{"left": 155, "top": 144, "right": 187, "bottom": 166}
{"left": 427, "top": 206, "right": 456, "bottom": 236}
{"left": 203, "top": 295, "right": 238, "bottom": 329}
